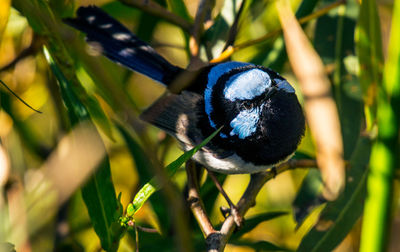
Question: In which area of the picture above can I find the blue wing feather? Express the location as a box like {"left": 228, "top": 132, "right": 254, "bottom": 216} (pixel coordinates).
{"left": 64, "top": 6, "right": 181, "bottom": 85}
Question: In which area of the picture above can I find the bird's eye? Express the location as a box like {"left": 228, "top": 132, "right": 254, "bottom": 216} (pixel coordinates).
{"left": 241, "top": 101, "right": 253, "bottom": 110}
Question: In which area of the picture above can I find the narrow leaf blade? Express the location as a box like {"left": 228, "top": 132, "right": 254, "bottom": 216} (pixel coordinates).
{"left": 231, "top": 212, "right": 288, "bottom": 239}
{"left": 356, "top": 0, "right": 384, "bottom": 131}
{"left": 44, "top": 46, "right": 120, "bottom": 251}
{"left": 129, "top": 127, "right": 221, "bottom": 215}
{"left": 297, "top": 137, "right": 371, "bottom": 252}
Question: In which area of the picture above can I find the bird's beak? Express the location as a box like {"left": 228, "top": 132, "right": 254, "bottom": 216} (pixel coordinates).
{"left": 265, "top": 86, "right": 278, "bottom": 99}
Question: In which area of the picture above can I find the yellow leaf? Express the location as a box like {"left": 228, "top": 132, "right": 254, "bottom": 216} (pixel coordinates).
{"left": 0, "top": 0, "right": 11, "bottom": 40}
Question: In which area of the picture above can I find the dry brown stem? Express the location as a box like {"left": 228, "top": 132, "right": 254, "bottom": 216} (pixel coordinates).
{"left": 276, "top": 0, "right": 345, "bottom": 201}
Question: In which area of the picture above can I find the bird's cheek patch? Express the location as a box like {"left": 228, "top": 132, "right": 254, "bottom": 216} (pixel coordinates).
{"left": 229, "top": 107, "right": 261, "bottom": 139}
{"left": 204, "top": 62, "right": 251, "bottom": 129}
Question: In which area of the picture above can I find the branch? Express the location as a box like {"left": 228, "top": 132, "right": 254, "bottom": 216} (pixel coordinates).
{"left": 210, "top": 0, "right": 346, "bottom": 63}
{"left": 186, "top": 160, "right": 215, "bottom": 237}
{"left": 222, "top": 0, "right": 247, "bottom": 51}
{"left": 205, "top": 159, "right": 317, "bottom": 251}
{"left": 118, "top": 0, "right": 192, "bottom": 33}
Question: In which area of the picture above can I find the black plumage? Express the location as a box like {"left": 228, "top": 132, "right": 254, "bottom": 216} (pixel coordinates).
{"left": 64, "top": 6, "right": 305, "bottom": 174}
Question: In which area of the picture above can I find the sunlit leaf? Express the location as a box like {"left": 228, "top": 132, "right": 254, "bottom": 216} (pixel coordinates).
{"left": 0, "top": 242, "right": 16, "bottom": 252}
{"left": 312, "top": 0, "right": 362, "bottom": 159}
{"left": 312, "top": 0, "right": 363, "bottom": 177}
{"left": 251, "top": 0, "right": 318, "bottom": 69}
{"left": 117, "top": 124, "right": 171, "bottom": 233}
{"left": 81, "top": 158, "right": 122, "bottom": 251}
{"left": 360, "top": 1, "right": 400, "bottom": 250}
{"left": 0, "top": 0, "right": 11, "bottom": 39}
{"left": 203, "top": 0, "right": 244, "bottom": 58}
{"left": 84, "top": 95, "right": 115, "bottom": 141}
{"left": 167, "top": 0, "right": 192, "bottom": 22}
{"left": 48, "top": 0, "right": 74, "bottom": 18}
{"left": 43, "top": 47, "right": 88, "bottom": 123}
{"left": 292, "top": 169, "right": 324, "bottom": 227}
{"left": 356, "top": 0, "right": 384, "bottom": 131}
{"left": 298, "top": 137, "right": 371, "bottom": 252}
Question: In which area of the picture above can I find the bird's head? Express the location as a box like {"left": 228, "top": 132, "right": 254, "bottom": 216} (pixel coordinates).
{"left": 204, "top": 63, "right": 305, "bottom": 165}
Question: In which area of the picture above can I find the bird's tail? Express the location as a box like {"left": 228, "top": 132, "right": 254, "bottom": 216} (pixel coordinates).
{"left": 64, "top": 6, "right": 182, "bottom": 85}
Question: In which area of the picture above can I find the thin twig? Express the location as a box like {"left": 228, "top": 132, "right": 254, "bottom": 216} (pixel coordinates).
{"left": 222, "top": 0, "right": 247, "bottom": 51}
{"left": 0, "top": 79, "right": 42, "bottom": 113}
{"left": 186, "top": 160, "right": 216, "bottom": 237}
{"left": 134, "top": 223, "right": 139, "bottom": 252}
{"left": 118, "top": 0, "right": 192, "bottom": 33}
{"left": 207, "top": 170, "right": 235, "bottom": 208}
{"left": 136, "top": 225, "right": 158, "bottom": 233}
{"left": 189, "top": 0, "right": 216, "bottom": 65}
{"left": 207, "top": 170, "right": 243, "bottom": 227}
{"left": 210, "top": 0, "right": 346, "bottom": 63}
{"left": 237, "top": 0, "right": 345, "bottom": 50}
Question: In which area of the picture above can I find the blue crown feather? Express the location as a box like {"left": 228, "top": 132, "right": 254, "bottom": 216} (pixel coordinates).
{"left": 223, "top": 69, "right": 272, "bottom": 101}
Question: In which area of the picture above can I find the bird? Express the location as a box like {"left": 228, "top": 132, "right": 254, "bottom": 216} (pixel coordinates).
{"left": 64, "top": 6, "right": 305, "bottom": 175}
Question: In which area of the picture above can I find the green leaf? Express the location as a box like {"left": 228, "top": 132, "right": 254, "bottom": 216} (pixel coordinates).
{"left": 229, "top": 239, "right": 290, "bottom": 251}
{"left": 126, "top": 203, "right": 135, "bottom": 216}
{"left": 297, "top": 137, "right": 371, "bottom": 252}
{"left": 356, "top": 0, "right": 384, "bottom": 131}
{"left": 203, "top": 0, "right": 244, "bottom": 58}
{"left": 167, "top": 0, "right": 192, "bottom": 22}
{"left": 0, "top": 242, "right": 16, "bottom": 252}
{"left": 84, "top": 95, "right": 115, "bottom": 141}
{"left": 360, "top": 1, "right": 400, "bottom": 250}
{"left": 231, "top": 212, "right": 288, "bottom": 240}
{"left": 313, "top": 0, "right": 363, "bottom": 159}
{"left": 131, "top": 229, "right": 175, "bottom": 251}
{"left": 117, "top": 124, "right": 170, "bottom": 232}
{"left": 251, "top": 0, "right": 319, "bottom": 69}
{"left": 48, "top": 0, "right": 74, "bottom": 18}
{"left": 164, "top": 127, "right": 221, "bottom": 177}
{"left": 44, "top": 46, "right": 121, "bottom": 251}
{"left": 81, "top": 158, "right": 121, "bottom": 251}
{"left": 117, "top": 125, "right": 154, "bottom": 183}
{"left": 292, "top": 169, "right": 324, "bottom": 227}
{"left": 128, "top": 127, "right": 221, "bottom": 216}
{"left": 43, "top": 47, "right": 89, "bottom": 123}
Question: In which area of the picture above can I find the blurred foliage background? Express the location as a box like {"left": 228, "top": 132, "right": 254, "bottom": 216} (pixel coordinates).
{"left": 0, "top": 0, "right": 399, "bottom": 251}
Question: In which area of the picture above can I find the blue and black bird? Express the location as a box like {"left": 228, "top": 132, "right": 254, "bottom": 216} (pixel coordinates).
{"left": 65, "top": 6, "right": 305, "bottom": 174}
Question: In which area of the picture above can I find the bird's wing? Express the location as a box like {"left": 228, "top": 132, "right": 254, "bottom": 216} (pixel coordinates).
{"left": 64, "top": 6, "right": 181, "bottom": 85}
{"left": 140, "top": 91, "right": 205, "bottom": 146}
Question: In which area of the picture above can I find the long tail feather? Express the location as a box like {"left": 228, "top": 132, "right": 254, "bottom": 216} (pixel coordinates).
{"left": 64, "top": 6, "right": 182, "bottom": 85}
